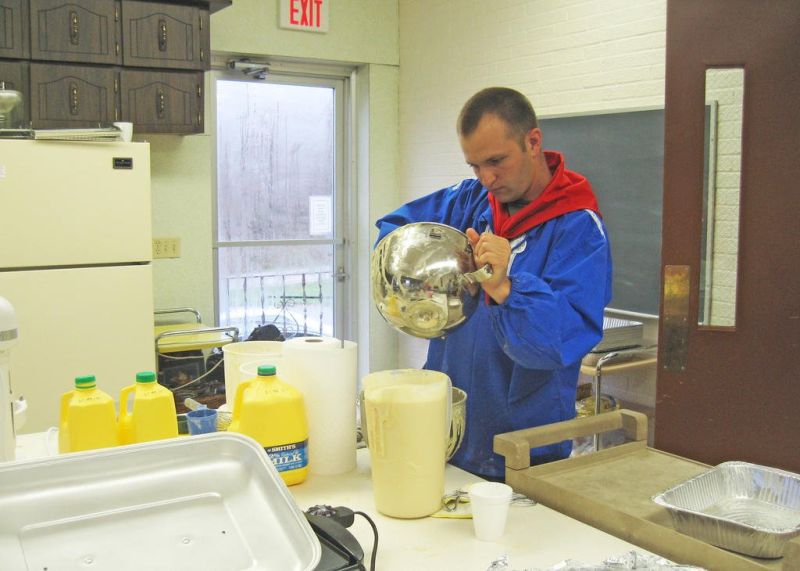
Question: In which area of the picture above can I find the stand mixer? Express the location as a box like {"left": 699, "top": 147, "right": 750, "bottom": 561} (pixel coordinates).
{"left": 0, "top": 296, "right": 26, "bottom": 462}
{"left": 0, "top": 82, "right": 24, "bottom": 129}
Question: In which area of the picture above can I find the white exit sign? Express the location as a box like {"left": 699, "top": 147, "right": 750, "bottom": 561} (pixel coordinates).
{"left": 280, "top": 0, "right": 329, "bottom": 33}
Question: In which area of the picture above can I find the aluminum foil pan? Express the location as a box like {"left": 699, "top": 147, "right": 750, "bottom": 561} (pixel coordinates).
{"left": 652, "top": 461, "right": 800, "bottom": 558}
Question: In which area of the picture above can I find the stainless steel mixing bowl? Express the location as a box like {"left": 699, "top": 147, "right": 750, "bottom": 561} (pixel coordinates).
{"left": 371, "top": 222, "right": 491, "bottom": 339}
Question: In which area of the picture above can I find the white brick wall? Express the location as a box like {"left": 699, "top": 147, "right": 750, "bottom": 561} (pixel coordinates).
{"left": 704, "top": 69, "right": 744, "bottom": 327}
{"left": 398, "top": 0, "right": 667, "bottom": 201}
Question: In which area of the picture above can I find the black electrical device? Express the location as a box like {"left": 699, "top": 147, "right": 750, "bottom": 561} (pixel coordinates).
{"left": 305, "top": 505, "right": 365, "bottom": 571}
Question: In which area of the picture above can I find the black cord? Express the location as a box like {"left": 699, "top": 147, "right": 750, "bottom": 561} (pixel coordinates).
{"left": 353, "top": 511, "right": 378, "bottom": 571}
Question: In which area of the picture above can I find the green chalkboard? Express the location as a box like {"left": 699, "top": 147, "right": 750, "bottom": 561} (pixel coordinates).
{"left": 540, "top": 109, "right": 664, "bottom": 316}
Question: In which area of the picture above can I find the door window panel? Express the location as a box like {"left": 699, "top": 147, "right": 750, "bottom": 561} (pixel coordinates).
{"left": 217, "top": 245, "right": 334, "bottom": 338}
{"left": 217, "top": 81, "right": 334, "bottom": 242}
{"left": 215, "top": 75, "right": 344, "bottom": 339}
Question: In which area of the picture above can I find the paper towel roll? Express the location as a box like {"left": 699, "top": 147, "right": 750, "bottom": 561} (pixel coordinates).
{"left": 281, "top": 336, "right": 357, "bottom": 475}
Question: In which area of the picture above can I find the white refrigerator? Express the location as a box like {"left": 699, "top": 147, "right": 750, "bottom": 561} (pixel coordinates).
{"left": 0, "top": 140, "right": 155, "bottom": 433}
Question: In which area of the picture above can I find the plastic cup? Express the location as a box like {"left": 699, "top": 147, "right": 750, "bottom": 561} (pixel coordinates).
{"left": 468, "top": 482, "right": 513, "bottom": 541}
{"left": 186, "top": 408, "right": 218, "bottom": 435}
{"left": 113, "top": 121, "right": 133, "bottom": 142}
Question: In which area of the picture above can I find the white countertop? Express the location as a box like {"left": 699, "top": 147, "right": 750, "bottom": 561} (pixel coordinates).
{"left": 13, "top": 433, "right": 651, "bottom": 570}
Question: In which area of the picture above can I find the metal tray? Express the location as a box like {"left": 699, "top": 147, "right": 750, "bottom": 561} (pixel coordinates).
{"left": 0, "top": 433, "right": 321, "bottom": 570}
{"left": 652, "top": 461, "right": 800, "bottom": 558}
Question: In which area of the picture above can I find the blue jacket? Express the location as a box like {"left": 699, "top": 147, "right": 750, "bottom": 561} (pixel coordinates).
{"left": 376, "top": 178, "right": 612, "bottom": 479}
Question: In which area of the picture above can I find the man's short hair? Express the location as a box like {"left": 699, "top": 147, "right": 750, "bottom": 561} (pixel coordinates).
{"left": 457, "top": 87, "right": 538, "bottom": 147}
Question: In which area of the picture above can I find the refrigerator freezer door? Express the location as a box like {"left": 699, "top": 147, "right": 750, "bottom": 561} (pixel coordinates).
{"left": 0, "top": 264, "right": 155, "bottom": 432}
{"left": 0, "top": 140, "right": 152, "bottom": 268}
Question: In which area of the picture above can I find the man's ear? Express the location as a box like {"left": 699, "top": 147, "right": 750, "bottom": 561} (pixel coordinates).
{"left": 526, "top": 127, "right": 543, "bottom": 156}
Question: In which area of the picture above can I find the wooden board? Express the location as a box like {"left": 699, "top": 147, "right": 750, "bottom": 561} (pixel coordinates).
{"left": 494, "top": 410, "right": 800, "bottom": 570}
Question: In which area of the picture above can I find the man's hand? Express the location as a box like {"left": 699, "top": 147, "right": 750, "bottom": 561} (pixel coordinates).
{"left": 466, "top": 228, "right": 512, "bottom": 304}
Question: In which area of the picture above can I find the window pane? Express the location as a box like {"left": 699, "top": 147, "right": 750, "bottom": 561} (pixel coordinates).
{"left": 218, "top": 245, "right": 334, "bottom": 338}
{"left": 699, "top": 68, "right": 743, "bottom": 327}
{"left": 216, "top": 81, "right": 335, "bottom": 241}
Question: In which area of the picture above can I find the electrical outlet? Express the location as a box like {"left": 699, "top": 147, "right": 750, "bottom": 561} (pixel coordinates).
{"left": 152, "top": 237, "right": 181, "bottom": 259}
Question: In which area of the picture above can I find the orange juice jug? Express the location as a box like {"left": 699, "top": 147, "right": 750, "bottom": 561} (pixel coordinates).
{"left": 228, "top": 365, "right": 309, "bottom": 485}
{"left": 118, "top": 371, "right": 178, "bottom": 444}
{"left": 58, "top": 375, "right": 118, "bottom": 453}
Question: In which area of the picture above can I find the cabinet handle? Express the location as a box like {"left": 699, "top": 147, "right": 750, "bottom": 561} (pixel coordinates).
{"left": 156, "top": 88, "right": 166, "bottom": 119}
{"left": 70, "top": 11, "right": 80, "bottom": 45}
{"left": 158, "top": 19, "right": 168, "bottom": 52}
{"left": 69, "top": 83, "right": 79, "bottom": 116}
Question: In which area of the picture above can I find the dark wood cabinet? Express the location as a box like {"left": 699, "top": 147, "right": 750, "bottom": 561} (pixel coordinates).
{"left": 121, "top": 2, "right": 208, "bottom": 70}
{"left": 30, "top": 0, "right": 121, "bottom": 65}
{"left": 30, "top": 63, "right": 118, "bottom": 127}
{"left": 0, "top": 0, "right": 29, "bottom": 59}
{"left": 121, "top": 68, "right": 202, "bottom": 133}
{"left": 0, "top": 0, "right": 225, "bottom": 133}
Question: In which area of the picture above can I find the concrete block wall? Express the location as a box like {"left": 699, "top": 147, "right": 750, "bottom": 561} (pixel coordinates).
{"left": 396, "top": 0, "right": 668, "bottom": 426}
{"left": 704, "top": 69, "right": 744, "bottom": 326}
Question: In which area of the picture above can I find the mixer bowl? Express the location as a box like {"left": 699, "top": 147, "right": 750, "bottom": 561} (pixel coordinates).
{"left": 371, "top": 222, "right": 491, "bottom": 339}
{"left": 0, "top": 86, "right": 23, "bottom": 129}
{"left": 446, "top": 387, "right": 467, "bottom": 461}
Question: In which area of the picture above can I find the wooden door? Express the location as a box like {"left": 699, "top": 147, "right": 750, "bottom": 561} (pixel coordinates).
{"left": 30, "top": 63, "right": 118, "bottom": 128}
{"left": 120, "top": 68, "right": 202, "bottom": 133}
{"left": 656, "top": 0, "right": 800, "bottom": 472}
{"left": 29, "top": 0, "right": 121, "bottom": 65}
{"left": 120, "top": 2, "right": 207, "bottom": 71}
{"left": 0, "top": 0, "right": 29, "bottom": 59}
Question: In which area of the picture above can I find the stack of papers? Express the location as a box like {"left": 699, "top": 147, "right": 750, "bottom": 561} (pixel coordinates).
{"left": 33, "top": 127, "right": 121, "bottom": 141}
{"left": 590, "top": 316, "right": 644, "bottom": 353}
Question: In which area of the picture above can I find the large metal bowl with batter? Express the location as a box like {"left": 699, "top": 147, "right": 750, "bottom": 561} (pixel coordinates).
{"left": 371, "top": 222, "right": 491, "bottom": 339}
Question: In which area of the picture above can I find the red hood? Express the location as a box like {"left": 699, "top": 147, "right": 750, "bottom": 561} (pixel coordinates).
{"left": 489, "top": 151, "right": 601, "bottom": 239}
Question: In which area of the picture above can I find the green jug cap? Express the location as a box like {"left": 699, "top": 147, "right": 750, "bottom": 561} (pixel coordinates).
{"left": 75, "top": 375, "right": 96, "bottom": 389}
{"left": 136, "top": 371, "right": 157, "bottom": 383}
{"left": 257, "top": 365, "right": 277, "bottom": 376}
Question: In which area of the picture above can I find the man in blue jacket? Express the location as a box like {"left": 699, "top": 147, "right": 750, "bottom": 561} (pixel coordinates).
{"left": 375, "top": 87, "right": 612, "bottom": 480}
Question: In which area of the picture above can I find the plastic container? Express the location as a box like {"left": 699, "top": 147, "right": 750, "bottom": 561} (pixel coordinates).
{"left": 118, "top": 371, "right": 178, "bottom": 444}
{"left": 58, "top": 375, "right": 118, "bottom": 453}
{"left": 228, "top": 365, "right": 308, "bottom": 486}
{"left": 362, "top": 369, "right": 451, "bottom": 518}
{"left": 221, "top": 341, "right": 284, "bottom": 409}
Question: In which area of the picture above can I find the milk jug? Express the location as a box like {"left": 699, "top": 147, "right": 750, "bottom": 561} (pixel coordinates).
{"left": 363, "top": 369, "right": 451, "bottom": 518}
{"left": 59, "top": 375, "right": 118, "bottom": 453}
{"left": 228, "top": 365, "right": 309, "bottom": 486}
{"left": 118, "top": 371, "right": 178, "bottom": 444}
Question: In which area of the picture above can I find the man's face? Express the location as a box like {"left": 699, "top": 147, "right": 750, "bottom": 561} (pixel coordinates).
{"left": 459, "top": 114, "right": 541, "bottom": 204}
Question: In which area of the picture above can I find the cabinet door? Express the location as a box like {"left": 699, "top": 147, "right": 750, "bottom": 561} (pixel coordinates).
{"left": 30, "top": 63, "right": 119, "bottom": 128}
{"left": 0, "top": 0, "right": 29, "bottom": 59}
{"left": 121, "top": 2, "right": 208, "bottom": 71}
{"left": 30, "top": 0, "right": 121, "bottom": 65}
{"left": 120, "top": 68, "right": 202, "bottom": 133}
{"left": 0, "top": 59, "right": 30, "bottom": 127}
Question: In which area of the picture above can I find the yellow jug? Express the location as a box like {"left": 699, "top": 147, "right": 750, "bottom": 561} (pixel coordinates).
{"left": 228, "top": 365, "right": 309, "bottom": 486}
{"left": 118, "top": 371, "right": 178, "bottom": 444}
{"left": 58, "top": 375, "right": 118, "bottom": 453}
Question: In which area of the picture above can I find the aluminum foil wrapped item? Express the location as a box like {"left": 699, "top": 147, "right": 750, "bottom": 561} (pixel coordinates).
{"left": 484, "top": 551, "right": 706, "bottom": 571}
